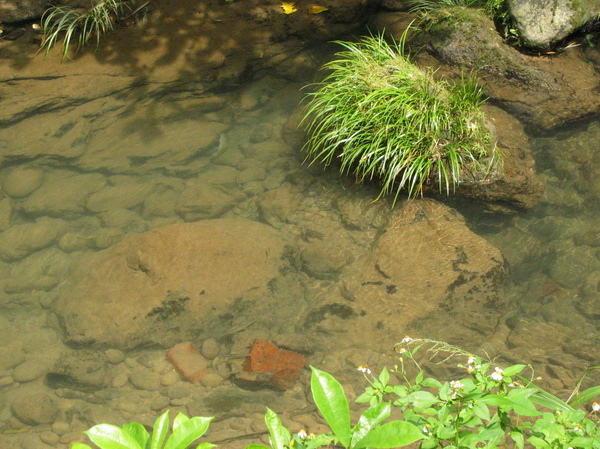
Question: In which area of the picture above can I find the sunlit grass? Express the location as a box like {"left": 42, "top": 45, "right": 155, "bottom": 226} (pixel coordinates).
{"left": 40, "top": 0, "right": 132, "bottom": 59}
{"left": 301, "top": 32, "right": 500, "bottom": 202}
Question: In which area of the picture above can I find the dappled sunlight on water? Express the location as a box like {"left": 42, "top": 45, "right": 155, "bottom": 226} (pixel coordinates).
{"left": 0, "top": 64, "right": 598, "bottom": 447}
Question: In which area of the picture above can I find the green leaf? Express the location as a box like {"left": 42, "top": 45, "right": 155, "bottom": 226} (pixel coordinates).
{"left": 85, "top": 424, "right": 144, "bottom": 449}
{"left": 472, "top": 401, "right": 490, "bottom": 421}
{"left": 264, "top": 408, "right": 291, "bottom": 449}
{"left": 173, "top": 413, "right": 189, "bottom": 431}
{"left": 510, "top": 430, "right": 525, "bottom": 449}
{"left": 569, "top": 385, "right": 600, "bottom": 408}
{"left": 351, "top": 402, "right": 391, "bottom": 448}
{"left": 379, "top": 367, "right": 390, "bottom": 386}
{"left": 310, "top": 367, "right": 351, "bottom": 447}
{"left": 245, "top": 446, "right": 270, "bottom": 449}
{"left": 151, "top": 411, "right": 170, "bottom": 449}
{"left": 164, "top": 417, "right": 213, "bottom": 449}
{"left": 123, "top": 423, "right": 149, "bottom": 448}
{"left": 478, "top": 394, "right": 513, "bottom": 408}
{"left": 194, "top": 443, "right": 217, "bottom": 449}
{"left": 502, "top": 364, "right": 527, "bottom": 376}
{"left": 405, "top": 391, "right": 439, "bottom": 409}
{"left": 527, "top": 435, "right": 551, "bottom": 449}
{"left": 354, "top": 421, "right": 423, "bottom": 448}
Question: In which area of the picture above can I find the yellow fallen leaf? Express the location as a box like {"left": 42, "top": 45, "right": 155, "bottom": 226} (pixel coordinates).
{"left": 309, "top": 5, "right": 329, "bottom": 14}
{"left": 281, "top": 2, "right": 298, "bottom": 14}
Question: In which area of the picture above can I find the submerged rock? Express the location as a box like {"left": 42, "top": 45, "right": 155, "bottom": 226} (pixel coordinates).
{"left": 52, "top": 218, "right": 293, "bottom": 349}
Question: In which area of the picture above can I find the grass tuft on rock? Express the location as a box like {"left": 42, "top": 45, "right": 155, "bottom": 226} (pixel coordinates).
{"left": 301, "top": 32, "right": 501, "bottom": 202}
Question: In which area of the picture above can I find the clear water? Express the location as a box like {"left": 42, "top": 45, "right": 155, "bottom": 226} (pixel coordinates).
{"left": 0, "top": 56, "right": 598, "bottom": 446}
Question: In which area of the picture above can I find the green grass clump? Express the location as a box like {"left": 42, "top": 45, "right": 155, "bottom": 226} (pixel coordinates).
{"left": 301, "top": 33, "right": 500, "bottom": 202}
{"left": 40, "top": 0, "right": 132, "bottom": 59}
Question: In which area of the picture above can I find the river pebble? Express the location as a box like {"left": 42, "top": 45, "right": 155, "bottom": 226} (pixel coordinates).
{"left": 51, "top": 421, "right": 71, "bottom": 435}
{"left": 200, "top": 372, "right": 223, "bottom": 388}
{"left": 129, "top": 369, "right": 162, "bottom": 391}
{"left": 0, "top": 197, "right": 12, "bottom": 231}
{"left": 0, "top": 217, "right": 67, "bottom": 261}
{"left": 104, "top": 349, "right": 125, "bottom": 364}
{"left": 11, "top": 393, "right": 58, "bottom": 425}
{"left": 12, "top": 359, "right": 48, "bottom": 383}
{"left": 161, "top": 370, "right": 180, "bottom": 386}
{"left": 150, "top": 395, "right": 170, "bottom": 411}
{"left": 201, "top": 338, "right": 220, "bottom": 360}
{"left": 112, "top": 372, "right": 129, "bottom": 388}
{"left": 167, "top": 383, "right": 190, "bottom": 399}
{"left": 2, "top": 167, "right": 44, "bottom": 198}
{"left": 39, "top": 431, "right": 60, "bottom": 445}
{"left": 18, "top": 434, "right": 53, "bottom": 449}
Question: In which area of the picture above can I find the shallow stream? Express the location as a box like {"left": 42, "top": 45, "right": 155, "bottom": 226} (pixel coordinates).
{"left": 0, "top": 41, "right": 598, "bottom": 448}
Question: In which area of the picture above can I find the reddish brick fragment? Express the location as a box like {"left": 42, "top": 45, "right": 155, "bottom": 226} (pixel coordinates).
{"left": 242, "top": 339, "right": 306, "bottom": 390}
{"left": 167, "top": 342, "right": 208, "bottom": 383}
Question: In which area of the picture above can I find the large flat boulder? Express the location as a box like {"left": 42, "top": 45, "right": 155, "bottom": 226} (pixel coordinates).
{"left": 52, "top": 219, "right": 290, "bottom": 349}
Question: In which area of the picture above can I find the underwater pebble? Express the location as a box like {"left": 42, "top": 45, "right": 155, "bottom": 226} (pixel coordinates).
{"left": 201, "top": 338, "right": 220, "bottom": 360}
{"left": 112, "top": 372, "right": 129, "bottom": 388}
{"left": 104, "top": 349, "right": 125, "bottom": 364}
{"left": 0, "top": 376, "right": 14, "bottom": 387}
{"left": 2, "top": 166, "right": 44, "bottom": 198}
{"left": 18, "top": 433, "right": 53, "bottom": 449}
{"left": 11, "top": 393, "right": 58, "bottom": 425}
{"left": 150, "top": 395, "right": 170, "bottom": 411}
{"left": 57, "top": 233, "right": 89, "bottom": 253}
{"left": 167, "top": 383, "right": 189, "bottom": 399}
{"left": 12, "top": 359, "right": 47, "bottom": 383}
{"left": 118, "top": 402, "right": 138, "bottom": 414}
{"left": 0, "top": 197, "right": 12, "bottom": 231}
{"left": 0, "top": 217, "right": 67, "bottom": 262}
{"left": 58, "top": 431, "right": 85, "bottom": 445}
{"left": 200, "top": 372, "right": 223, "bottom": 388}
{"left": 129, "top": 370, "right": 161, "bottom": 391}
{"left": 39, "top": 431, "right": 60, "bottom": 445}
{"left": 161, "top": 370, "right": 180, "bottom": 386}
{"left": 51, "top": 421, "right": 71, "bottom": 435}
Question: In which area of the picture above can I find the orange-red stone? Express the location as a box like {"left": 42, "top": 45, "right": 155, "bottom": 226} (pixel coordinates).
{"left": 167, "top": 341, "right": 208, "bottom": 383}
{"left": 243, "top": 339, "right": 306, "bottom": 390}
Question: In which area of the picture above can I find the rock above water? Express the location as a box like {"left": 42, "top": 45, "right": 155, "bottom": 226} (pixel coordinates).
{"left": 52, "top": 219, "right": 289, "bottom": 349}
{"left": 508, "top": 0, "right": 598, "bottom": 49}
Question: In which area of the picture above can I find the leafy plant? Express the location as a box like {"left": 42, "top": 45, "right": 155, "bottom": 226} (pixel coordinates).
{"left": 40, "top": 0, "right": 132, "bottom": 59}
{"left": 301, "top": 32, "right": 500, "bottom": 202}
{"left": 72, "top": 410, "right": 215, "bottom": 449}
{"left": 250, "top": 367, "right": 424, "bottom": 449}
{"left": 353, "top": 337, "right": 600, "bottom": 448}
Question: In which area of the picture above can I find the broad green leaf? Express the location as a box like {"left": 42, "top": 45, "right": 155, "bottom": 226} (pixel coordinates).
{"left": 478, "top": 394, "right": 513, "bottom": 408}
{"left": 405, "top": 391, "right": 439, "bottom": 410}
{"left": 310, "top": 367, "right": 351, "bottom": 447}
{"left": 85, "top": 424, "right": 144, "bottom": 449}
{"left": 508, "top": 389, "right": 541, "bottom": 417}
{"left": 420, "top": 378, "right": 442, "bottom": 388}
{"left": 245, "top": 445, "right": 270, "bottom": 449}
{"left": 195, "top": 443, "right": 217, "bottom": 449}
{"left": 264, "top": 408, "right": 291, "bottom": 449}
{"left": 527, "top": 435, "right": 551, "bottom": 449}
{"left": 151, "top": 410, "right": 170, "bottom": 449}
{"left": 354, "top": 421, "right": 423, "bottom": 448}
{"left": 164, "top": 417, "right": 213, "bottom": 449}
{"left": 123, "top": 423, "right": 149, "bottom": 448}
{"left": 173, "top": 413, "right": 189, "bottom": 431}
{"left": 472, "top": 401, "right": 490, "bottom": 421}
{"left": 502, "top": 364, "right": 527, "bottom": 376}
{"left": 351, "top": 402, "right": 391, "bottom": 448}
{"left": 569, "top": 385, "right": 600, "bottom": 407}
{"left": 510, "top": 430, "right": 525, "bottom": 449}
{"left": 379, "top": 367, "right": 390, "bottom": 386}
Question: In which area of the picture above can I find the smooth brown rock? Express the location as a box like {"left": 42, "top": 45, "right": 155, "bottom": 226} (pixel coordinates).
{"left": 52, "top": 219, "right": 290, "bottom": 349}
{"left": 11, "top": 393, "right": 58, "bottom": 425}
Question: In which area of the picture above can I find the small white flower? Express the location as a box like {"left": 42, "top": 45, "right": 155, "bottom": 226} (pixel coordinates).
{"left": 491, "top": 367, "right": 504, "bottom": 381}
{"left": 422, "top": 424, "right": 431, "bottom": 434}
{"left": 450, "top": 380, "right": 464, "bottom": 390}
{"left": 592, "top": 402, "right": 600, "bottom": 412}
{"left": 401, "top": 336, "right": 413, "bottom": 344}
{"left": 357, "top": 365, "right": 372, "bottom": 375}
{"left": 297, "top": 430, "right": 308, "bottom": 439}
{"left": 467, "top": 356, "right": 476, "bottom": 365}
